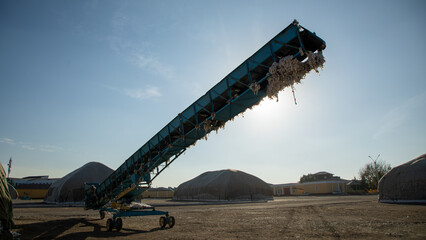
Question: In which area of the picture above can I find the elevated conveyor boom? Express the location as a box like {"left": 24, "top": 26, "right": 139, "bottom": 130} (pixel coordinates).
{"left": 85, "top": 20, "right": 326, "bottom": 210}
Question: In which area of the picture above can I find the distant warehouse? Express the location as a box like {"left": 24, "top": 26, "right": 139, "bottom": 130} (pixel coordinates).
{"left": 10, "top": 176, "right": 58, "bottom": 199}
{"left": 141, "top": 187, "right": 175, "bottom": 199}
{"left": 271, "top": 172, "right": 350, "bottom": 196}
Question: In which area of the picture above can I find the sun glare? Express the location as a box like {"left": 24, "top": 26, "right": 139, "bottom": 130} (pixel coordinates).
{"left": 243, "top": 94, "right": 293, "bottom": 132}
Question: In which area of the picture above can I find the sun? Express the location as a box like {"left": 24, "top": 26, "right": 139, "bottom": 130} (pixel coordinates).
{"left": 242, "top": 97, "right": 283, "bottom": 129}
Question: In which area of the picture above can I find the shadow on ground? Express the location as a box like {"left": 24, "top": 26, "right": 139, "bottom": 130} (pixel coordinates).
{"left": 15, "top": 218, "right": 165, "bottom": 240}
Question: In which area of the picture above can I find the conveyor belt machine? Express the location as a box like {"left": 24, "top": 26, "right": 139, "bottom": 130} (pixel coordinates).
{"left": 85, "top": 20, "right": 326, "bottom": 231}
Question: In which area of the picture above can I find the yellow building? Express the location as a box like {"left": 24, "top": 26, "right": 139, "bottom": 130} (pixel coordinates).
{"left": 16, "top": 189, "right": 48, "bottom": 199}
{"left": 11, "top": 176, "right": 58, "bottom": 199}
{"left": 141, "top": 187, "right": 174, "bottom": 199}
{"left": 271, "top": 180, "right": 350, "bottom": 196}
{"left": 272, "top": 172, "right": 350, "bottom": 196}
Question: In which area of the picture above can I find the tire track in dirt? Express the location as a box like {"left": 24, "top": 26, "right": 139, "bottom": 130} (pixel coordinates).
{"left": 279, "top": 208, "right": 295, "bottom": 235}
{"left": 308, "top": 205, "right": 341, "bottom": 239}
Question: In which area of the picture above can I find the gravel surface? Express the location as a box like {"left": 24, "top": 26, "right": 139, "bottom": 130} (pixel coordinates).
{"left": 12, "top": 195, "right": 426, "bottom": 239}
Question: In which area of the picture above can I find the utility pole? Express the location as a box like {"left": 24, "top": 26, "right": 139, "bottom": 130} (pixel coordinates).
{"left": 7, "top": 157, "right": 12, "bottom": 179}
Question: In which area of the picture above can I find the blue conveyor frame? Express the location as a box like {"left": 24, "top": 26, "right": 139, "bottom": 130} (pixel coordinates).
{"left": 85, "top": 20, "right": 326, "bottom": 210}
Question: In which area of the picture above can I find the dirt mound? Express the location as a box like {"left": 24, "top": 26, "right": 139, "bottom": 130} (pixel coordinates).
{"left": 173, "top": 169, "right": 272, "bottom": 201}
{"left": 44, "top": 162, "right": 113, "bottom": 203}
{"left": 378, "top": 153, "right": 426, "bottom": 203}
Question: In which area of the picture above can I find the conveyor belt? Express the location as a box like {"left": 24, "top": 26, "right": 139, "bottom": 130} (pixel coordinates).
{"left": 85, "top": 20, "right": 326, "bottom": 210}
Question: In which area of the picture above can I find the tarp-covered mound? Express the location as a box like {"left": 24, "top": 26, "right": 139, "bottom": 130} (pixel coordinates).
{"left": 45, "top": 162, "right": 113, "bottom": 203}
{"left": 7, "top": 183, "right": 18, "bottom": 200}
{"left": 379, "top": 153, "right": 426, "bottom": 203}
{"left": 173, "top": 169, "right": 273, "bottom": 201}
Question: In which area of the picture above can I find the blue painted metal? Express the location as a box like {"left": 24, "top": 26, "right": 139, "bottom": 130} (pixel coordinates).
{"left": 100, "top": 207, "right": 169, "bottom": 219}
{"left": 85, "top": 20, "right": 326, "bottom": 210}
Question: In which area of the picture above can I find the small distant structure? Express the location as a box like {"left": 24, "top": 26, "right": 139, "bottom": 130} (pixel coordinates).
{"left": 10, "top": 175, "right": 58, "bottom": 199}
{"left": 271, "top": 172, "right": 350, "bottom": 196}
{"left": 346, "top": 179, "right": 362, "bottom": 192}
{"left": 299, "top": 171, "right": 342, "bottom": 183}
{"left": 141, "top": 187, "right": 175, "bottom": 199}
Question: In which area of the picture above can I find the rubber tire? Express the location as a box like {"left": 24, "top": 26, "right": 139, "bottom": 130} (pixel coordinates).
{"left": 168, "top": 216, "right": 175, "bottom": 228}
{"left": 116, "top": 218, "right": 123, "bottom": 232}
{"left": 159, "top": 216, "right": 167, "bottom": 229}
{"left": 100, "top": 211, "right": 105, "bottom": 220}
{"left": 106, "top": 218, "right": 113, "bottom": 231}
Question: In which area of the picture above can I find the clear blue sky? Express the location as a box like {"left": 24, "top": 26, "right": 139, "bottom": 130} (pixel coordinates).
{"left": 1, "top": 0, "right": 425, "bottom": 187}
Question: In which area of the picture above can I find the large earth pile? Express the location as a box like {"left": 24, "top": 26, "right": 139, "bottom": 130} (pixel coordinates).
{"left": 45, "top": 162, "right": 113, "bottom": 203}
{"left": 378, "top": 153, "right": 426, "bottom": 203}
{"left": 173, "top": 169, "right": 273, "bottom": 201}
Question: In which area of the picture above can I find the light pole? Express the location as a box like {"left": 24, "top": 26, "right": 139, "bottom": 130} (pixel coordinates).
{"left": 368, "top": 154, "right": 380, "bottom": 188}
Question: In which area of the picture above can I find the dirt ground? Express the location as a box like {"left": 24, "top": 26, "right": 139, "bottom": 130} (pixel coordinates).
{"left": 11, "top": 195, "right": 426, "bottom": 240}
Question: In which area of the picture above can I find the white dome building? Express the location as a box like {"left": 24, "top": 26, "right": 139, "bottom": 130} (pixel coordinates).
{"left": 174, "top": 169, "right": 273, "bottom": 201}
{"left": 378, "top": 154, "right": 426, "bottom": 203}
{"left": 45, "top": 162, "right": 113, "bottom": 203}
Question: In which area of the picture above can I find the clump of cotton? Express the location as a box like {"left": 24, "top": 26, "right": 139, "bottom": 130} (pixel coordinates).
{"left": 191, "top": 51, "right": 325, "bottom": 144}
{"left": 266, "top": 51, "right": 325, "bottom": 100}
